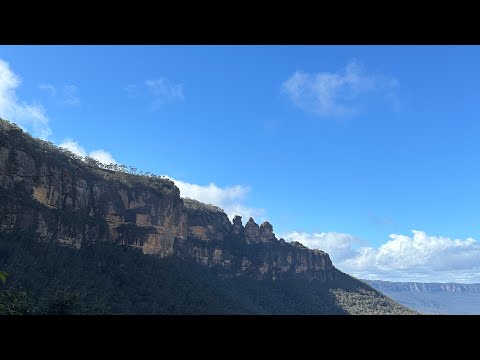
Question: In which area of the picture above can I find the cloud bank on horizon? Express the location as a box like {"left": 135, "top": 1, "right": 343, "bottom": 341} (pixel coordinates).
{"left": 282, "top": 230, "right": 480, "bottom": 283}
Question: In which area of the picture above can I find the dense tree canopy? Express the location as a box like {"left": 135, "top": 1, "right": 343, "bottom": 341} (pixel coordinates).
{"left": 0, "top": 231, "right": 414, "bottom": 315}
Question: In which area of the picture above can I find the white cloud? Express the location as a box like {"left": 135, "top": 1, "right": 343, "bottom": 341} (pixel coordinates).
{"left": 124, "top": 84, "right": 137, "bottom": 98}
{"left": 58, "top": 138, "right": 87, "bottom": 157}
{"left": 172, "top": 180, "right": 250, "bottom": 204}
{"left": 282, "top": 231, "right": 364, "bottom": 262}
{"left": 169, "top": 177, "right": 265, "bottom": 222}
{"left": 39, "top": 83, "right": 80, "bottom": 106}
{"left": 145, "top": 78, "right": 184, "bottom": 109}
{"left": 38, "top": 83, "right": 57, "bottom": 97}
{"left": 220, "top": 204, "right": 266, "bottom": 224}
{"left": 88, "top": 149, "right": 116, "bottom": 164}
{"left": 125, "top": 78, "right": 184, "bottom": 110}
{"left": 63, "top": 85, "right": 80, "bottom": 106}
{"left": 58, "top": 138, "right": 116, "bottom": 164}
{"left": 282, "top": 230, "right": 480, "bottom": 283}
{"left": 282, "top": 59, "right": 397, "bottom": 117}
{"left": 0, "top": 59, "right": 51, "bottom": 139}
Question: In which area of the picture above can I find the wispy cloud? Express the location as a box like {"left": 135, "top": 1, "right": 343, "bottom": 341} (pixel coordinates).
{"left": 370, "top": 215, "right": 396, "bottom": 227}
{"left": 282, "top": 59, "right": 398, "bottom": 117}
{"left": 124, "top": 78, "right": 184, "bottom": 110}
{"left": 38, "top": 83, "right": 57, "bottom": 97}
{"left": 282, "top": 230, "right": 480, "bottom": 283}
{"left": 63, "top": 85, "right": 80, "bottom": 106}
{"left": 169, "top": 177, "right": 265, "bottom": 222}
{"left": 38, "top": 83, "right": 80, "bottom": 107}
{"left": 58, "top": 138, "right": 117, "bottom": 164}
{"left": 145, "top": 78, "right": 184, "bottom": 110}
{"left": 0, "top": 59, "right": 51, "bottom": 139}
{"left": 124, "top": 84, "right": 137, "bottom": 98}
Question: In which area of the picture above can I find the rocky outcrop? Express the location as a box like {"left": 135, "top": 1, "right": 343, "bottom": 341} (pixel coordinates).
{"left": 0, "top": 118, "right": 335, "bottom": 282}
{"left": 245, "top": 217, "right": 260, "bottom": 244}
{"left": 0, "top": 119, "right": 187, "bottom": 257}
{"left": 259, "top": 221, "right": 276, "bottom": 243}
{"left": 182, "top": 198, "right": 232, "bottom": 243}
{"left": 232, "top": 215, "right": 244, "bottom": 237}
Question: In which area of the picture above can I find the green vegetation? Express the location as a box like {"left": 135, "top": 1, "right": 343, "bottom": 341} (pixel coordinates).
{"left": 183, "top": 198, "right": 225, "bottom": 213}
{"left": 0, "top": 231, "right": 415, "bottom": 315}
{"left": 0, "top": 286, "right": 31, "bottom": 315}
{"left": 329, "top": 272, "right": 417, "bottom": 315}
{"left": 0, "top": 231, "right": 254, "bottom": 314}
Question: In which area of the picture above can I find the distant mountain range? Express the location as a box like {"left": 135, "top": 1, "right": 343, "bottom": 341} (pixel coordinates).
{"left": 365, "top": 280, "right": 480, "bottom": 314}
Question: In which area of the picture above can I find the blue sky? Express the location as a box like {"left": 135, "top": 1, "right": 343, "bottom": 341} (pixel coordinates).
{"left": 2, "top": 45, "right": 480, "bottom": 282}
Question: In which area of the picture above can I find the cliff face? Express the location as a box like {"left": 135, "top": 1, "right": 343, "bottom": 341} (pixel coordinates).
{"left": 180, "top": 200, "right": 333, "bottom": 280}
{"left": 0, "top": 118, "right": 334, "bottom": 281}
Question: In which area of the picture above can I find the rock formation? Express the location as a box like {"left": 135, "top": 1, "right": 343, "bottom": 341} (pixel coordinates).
{"left": 0, "top": 118, "right": 335, "bottom": 281}
{"left": 244, "top": 217, "right": 260, "bottom": 244}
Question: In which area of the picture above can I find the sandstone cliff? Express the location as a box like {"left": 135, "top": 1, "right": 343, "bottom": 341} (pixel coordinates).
{"left": 0, "top": 118, "right": 334, "bottom": 281}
